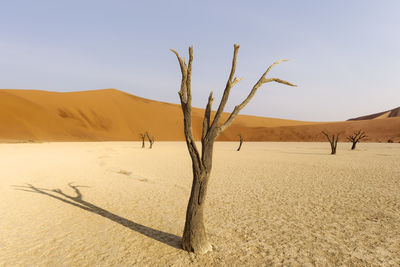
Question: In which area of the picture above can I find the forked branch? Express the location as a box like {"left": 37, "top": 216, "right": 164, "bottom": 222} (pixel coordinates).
{"left": 322, "top": 131, "right": 332, "bottom": 143}
{"left": 170, "top": 46, "right": 200, "bottom": 168}
{"left": 218, "top": 59, "right": 297, "bottom": 134}
{"left": 210, "top": 44, "right": 241, "bottom": 132}
{"left": 145, "top": 132, "right": 155, "bottom": 149}
{"left": 202, "top": 91, "right": 214, "bottom": 139}
{"left": 347, "top": 130, "right": 366, "bottom": 142}
{"left": 322, "top": 131, "right": 340, "bottom": 154}
{"left": 139, "top": 133, "right": 146, "bottom": 148}
{"left": 170, "top": 49, "right": 189, "bottom": 104}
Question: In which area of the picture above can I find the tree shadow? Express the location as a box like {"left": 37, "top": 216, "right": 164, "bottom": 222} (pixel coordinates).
{"left": 13, "top": 183, "right": 181, "bottom": 250}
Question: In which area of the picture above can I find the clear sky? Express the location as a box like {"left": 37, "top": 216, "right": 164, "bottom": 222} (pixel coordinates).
{"left": 1, "top": 0, "right": 399, "bottom": 121}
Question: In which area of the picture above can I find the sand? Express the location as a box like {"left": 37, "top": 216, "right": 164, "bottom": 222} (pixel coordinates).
{"left": 2, "top": 89, "right": 399, "bottom": 143}
{"left": 1, "top": 141, "right": 400, "bottom": 266}
{"left": 348, "top": 106, "right": 400, "bottom": 121}
{"left": 0, "top": 89, "right": 316, "bottom": 142}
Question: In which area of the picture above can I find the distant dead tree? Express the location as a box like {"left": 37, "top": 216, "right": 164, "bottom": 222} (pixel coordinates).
{"left": 347, "top": 130, "right": 366, "bottom": 150}
{"left": 171, "top": 44, "right": 296, "bottom": 254}
{"left": 237, "top": 134, "right": 244, "bottom": 151}
{"left": 322, "top": 131, "right": 340, "bottom": 154}
{"left": 146, "top": 132, "right": 154, "bottom": 149}
{"left": 139, "top": 133, "right": 146, "bottom": 148}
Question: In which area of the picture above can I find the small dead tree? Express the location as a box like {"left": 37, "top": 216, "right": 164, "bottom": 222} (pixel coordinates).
{"left": 139, "top": 133, "right": 146, "bottom": 148}
{"left": 237, "top": 134, "right": 244, "bottom": 151}
{"left": 322, "top": 131, "right": 340, "bottom": 154}
{"left": 171, "top": 44, "right": 296, "bottom": 254}
{"left": 347, "top": 130, "right": 366, "bottom": 150}
{"left": 146, "top": 132, "right": 154, "bottom": 149}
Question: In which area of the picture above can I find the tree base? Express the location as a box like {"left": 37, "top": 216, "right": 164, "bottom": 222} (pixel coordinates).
{"left": 182, "top": 240, "right": 213, "bottom": 255}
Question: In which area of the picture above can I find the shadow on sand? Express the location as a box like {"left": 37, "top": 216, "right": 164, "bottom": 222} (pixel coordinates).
{"left": 14, "top": 183, "right": 181, "bottom": 250}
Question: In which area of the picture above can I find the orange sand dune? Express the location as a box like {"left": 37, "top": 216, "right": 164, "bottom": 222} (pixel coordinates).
{"left": 0, "top": 89, "right": 399, "bottom": 142}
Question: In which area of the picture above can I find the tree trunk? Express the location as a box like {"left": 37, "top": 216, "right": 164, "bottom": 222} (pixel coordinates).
{"left": 237, "top": 138, "right": 243, "bottom": 151}
{"left": 333, "top": 139, "right": 339, "bottom": 154}
{"left": 351, "top": 142, "right": 356, "bottom": 150}
{"left": 182, "top": 168, "right": 212, "bottom": 254}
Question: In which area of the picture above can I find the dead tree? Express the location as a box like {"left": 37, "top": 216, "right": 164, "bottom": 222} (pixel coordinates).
{"left": 322, "top": 131, "right": 340, "bottom": 154}
{"left": 171, "top": 44, "right": 296, "bottom": 254}
{"left": 347, "top": 130, "right": 366, "bottom": 150}
{"left": 237, "top": 134, "right": 244, "bottom": 151}
{"left": 146, "top": 132, "right": 154, "bottom": 149}
{"left": 139, "top": 133, "right": 146, "bottom": 148}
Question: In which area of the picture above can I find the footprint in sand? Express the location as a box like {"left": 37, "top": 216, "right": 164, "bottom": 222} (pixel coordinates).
{"left": 117, "top": 169, "right": 132, "bottom": 176}
{"left": 116, "top": 170, "right": 150, "bottom": 183}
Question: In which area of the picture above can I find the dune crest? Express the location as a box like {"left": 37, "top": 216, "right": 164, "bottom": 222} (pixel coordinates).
{"left": 348, "top": 106, "right": 400, "bottom": 121}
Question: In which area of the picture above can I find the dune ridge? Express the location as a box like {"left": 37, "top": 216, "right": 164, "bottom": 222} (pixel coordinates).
{"left": 1, "top": 89, "right": 399, "bottom": 142}
{"left": 348, "top": 106, "right": 400, "bottom": 121}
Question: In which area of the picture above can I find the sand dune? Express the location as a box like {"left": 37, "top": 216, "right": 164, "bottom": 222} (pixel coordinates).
{"left": 348, "top": 106, "right": 400, "bottom": 121}
{"left": 1, "top": 89, "right": 399, "bottom": 142}
{"left": 1, "top": 142, "right": 399, "bottom": 265}
{"left": 0, "top": 89, "right": 315, "bottom": 142}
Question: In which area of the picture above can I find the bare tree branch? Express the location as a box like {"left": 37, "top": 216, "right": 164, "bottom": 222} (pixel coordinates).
{"left": 186, "top": 46, "right": 193, "bottom": 104}
{"left": 171, "top": 46, "right": 201, "bottom": 168}
{"left": 231, "top": 77, "right": 243, "bottom": 87}
{"left": 348, "top": 129, "right": 367, "bottom": 150}
{"left": 170, "top": 49, "right": 189, "bottom": 104}
{"left": 218, "top": 60, "right": 297, "bottom": 134}
{"left": 264, "top": 59, "right": 289, "bottom": 76}
{"left": 202, "top": 91, "right": 214, "bottom": 139}
{"left": 322, "top": 131, "right": 332, "bottom": 143}
{"left": 262, "top": 78, "right": 297, "bottom": 86}
{"left": 210, "top": 44, "right": 240, "bottom": 132}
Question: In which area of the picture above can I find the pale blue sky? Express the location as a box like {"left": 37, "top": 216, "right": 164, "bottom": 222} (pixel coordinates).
{"left": 1, "top": 0, "right": 399, "bottom": 121}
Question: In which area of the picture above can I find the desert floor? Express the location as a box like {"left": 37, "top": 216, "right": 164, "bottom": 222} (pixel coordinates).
{"left": 1, "top": 141, "right": 399, "bottom": 266}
